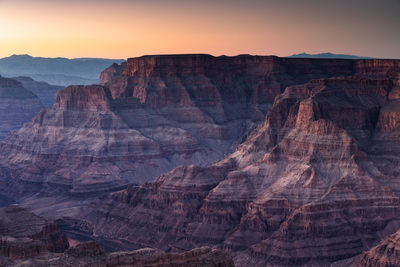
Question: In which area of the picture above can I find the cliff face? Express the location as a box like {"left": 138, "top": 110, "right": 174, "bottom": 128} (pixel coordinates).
{"left": 0, "top": 208, "right": 234, "bottom": 267}
{"left": 354, "top": 59, "right": 400, "bottom": 79}
{"left": 0, "top": 206, "right": 69, "bottom": 263}
{"left": 0, "top": 76, "right": 43, "bottom": 141}
{"left": 0, "top": 55, "right": 356, "bottom": 194}
{"left": 76, "top": 61, "right": 400, "bottom": 266}
{"left": 2, "top": 55, "right": 400, "bottom": 266}
{"left": 6, "top": 242, "right": 234, "bottom": 267}
{"left": 353, "top": 229, "right": 400, "bottom": 267}
{"left": 12, "top": 242, "right": 234, "bottom": 267}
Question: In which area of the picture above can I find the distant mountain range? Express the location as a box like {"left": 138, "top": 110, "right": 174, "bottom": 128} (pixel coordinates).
{"left": 0, "top": 54, "right": 376, "bottom": 87}
{"left": 289, "top": 52, "right": 373, "bottom": 59}
{"left": 0, "top": 54, "right": 125, "bottom": 86}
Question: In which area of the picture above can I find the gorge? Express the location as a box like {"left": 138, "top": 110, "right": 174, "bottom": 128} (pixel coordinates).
{"left": 0, "top": 55, "right": 399, "bottom": 266}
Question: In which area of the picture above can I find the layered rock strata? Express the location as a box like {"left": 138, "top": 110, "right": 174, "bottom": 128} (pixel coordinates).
{"left": 0, "top": 55, "right": 357, "bottom": 194}
{"left": 75, "top": 60, "right": 400, "bottom": 266}
{"left": 0, "top": 206, "right": 69, "bottom": 264}
{"left": 352, "top": 229, "right": 400, "bottom": 267}
{"left": 9, "top": 242, "right": 234, "bottom": 267}
{"left": 2, "top": 56, "right": 400, "bottom": 266}
{"left": 0, "top": 207, "right": 233, "bottom": 266}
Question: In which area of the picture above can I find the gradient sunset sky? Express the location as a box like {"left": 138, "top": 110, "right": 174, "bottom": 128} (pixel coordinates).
{"left": 0, "top": 0, "right": 399, "bottom": 59}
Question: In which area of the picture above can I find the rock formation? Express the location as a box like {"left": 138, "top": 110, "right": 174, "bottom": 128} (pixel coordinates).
{"left": 13, "top": 76, "right": 63, "bottom": 107}
{"left": 0, "top": 207, "right": 233, "bottom": 266}
{"left": 352, "top": 229, "right": 400, "bottom": 267}
{"left": 1, "top": 55, "right": 400, "bottom": 266}
{"left": 0, "top": 55, "right": 356, "bottom": 195}
{"left": 0, "top": 205, "right": 69, "bottom": 264}
{"left": 9, "top": 242, "right": 234, "bottom": 267}
{"left": 0, "top": 76, "right": 43, "bottom": 141}
{"left": 65, "top": 59, "right": 400, "bottom": 266}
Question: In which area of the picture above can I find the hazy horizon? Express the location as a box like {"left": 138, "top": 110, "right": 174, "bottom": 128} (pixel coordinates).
{"left": 0, "top": 51, "right": 384, "bottom": 60}
{"left": 0, "top": 0, "right": 399, "bottom": 59}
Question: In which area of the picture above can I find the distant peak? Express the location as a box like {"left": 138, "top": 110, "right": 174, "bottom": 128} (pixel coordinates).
{"left": 289, "top": 52, "right": 373, "bottom": 59}
{"left": 12, "top": 54, "right": 31, "bottom": 57}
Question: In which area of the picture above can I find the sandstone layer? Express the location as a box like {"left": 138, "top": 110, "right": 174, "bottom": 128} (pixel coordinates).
{"left": 0, "top": 55, "right": 356, "bottom": 194}
{"left": 2, "top": 56, "right": 400, "bottom": 266}
{"left": 0, "top": 76, "right": 43, "bottom": 140}
{"left": 68, "top": 59, "right": 400, "bottom": 266}
{"left": 352, "top": 228, "right": 400, "bottom": 267}
{"left": 0, "top": 207, "right": 233, "bottom": 267}
{"left": 9, "top": 242, "right": 234, "bottom": 267}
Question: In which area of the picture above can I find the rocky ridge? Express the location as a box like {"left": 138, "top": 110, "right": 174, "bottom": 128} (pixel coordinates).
{"left": 68, "top": 59, "right": 400, "bottom": 266}
{"left": 0, "top": 55, "right": 356, "bottom": 194}
{"left": 1, "top": 56, "right": 400, "bottom": 266}
{"left": 0, "top": 75, "right": 43, "bottom": 141}
{"left": 0, "top": 207, "right": 234, "bottom": 267}
{"left": 352, "top": 228, "right": 400, "bottom": 267}
{"left": 13, "top": 76, "right": 63, "bottom": 107}
{"left": 10, "top": 242, "right": 234, "bottom": 267}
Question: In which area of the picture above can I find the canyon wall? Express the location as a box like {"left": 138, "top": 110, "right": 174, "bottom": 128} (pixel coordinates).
{"left": 0, "top": 207, "right": 233, "bottom": 267}
{"left": 0, "top": 55, "right": 356, "bottom": 194}
{"left": 1, "top": 55, "right": 400, "bottom": 266}
{"left": 69, "top": 58, "right": 400, "bottom": 266}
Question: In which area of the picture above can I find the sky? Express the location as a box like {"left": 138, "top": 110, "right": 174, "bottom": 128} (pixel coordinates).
{"left": 0, "top": 0, "right": 399, "bottom": 59}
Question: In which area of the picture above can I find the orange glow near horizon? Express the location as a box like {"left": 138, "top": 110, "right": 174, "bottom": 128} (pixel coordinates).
{"left": 0, "top": 0, "right": 399, "bottom": 59}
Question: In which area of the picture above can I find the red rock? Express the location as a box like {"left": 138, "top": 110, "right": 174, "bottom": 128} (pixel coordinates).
{"left": 2, "top": 55, "right": 400, "bottom": 266}
{"left": 353, "top": 228, "right": 400, "bottom": 267}
{"left": 12, "top": 244, "right": 234, "bottom": 267}
{"left": 0, "top": 210, "right": 233, "bottom": 267}
{"left": 54, "top": 85, "right": 112, "bottom": 111}
{"left": 0, "top": 55, "right": 356, "bottom": 194}
{"left": 75, "top": 66, "right": 400, "bottom": 266}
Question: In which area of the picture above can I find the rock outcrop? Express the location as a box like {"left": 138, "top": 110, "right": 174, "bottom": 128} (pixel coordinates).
{"left": 352, "top": 229, "right": 400, "bottom": 267}
{"left": 0, "top": 208, "right": 233, "bottom": 267}
{"left": 0, "top": 206, "right": 69, "bottom": 264}
{"left": 0, "top": 76, "right": 43, "bottom": 140}
{"left": 72, "top": 60, "right": 400, "bottom": 266}
{"left": 13, "top": 76, "right": 63, "bottom": 107}
{"left": 7, "top": 241, "right": 234, "bottom": 267}
{"left": 0, "top": 55, "right": 357, "bottom": 194}
{"left": 2, "top": 55, "right": 400, "bottom": 266}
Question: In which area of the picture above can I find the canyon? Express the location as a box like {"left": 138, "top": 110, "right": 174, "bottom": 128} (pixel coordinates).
{"left": 0, "top": 55, "right": 355, "bottom": 195}
{"left": 0, "top": 206, "right": 233, "bottom": 266}
{"left": 60, "top": 58, "right": 398, "bottom": 266}
{"left": 0, "top": 55, "right": 399, "bottom": 266}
